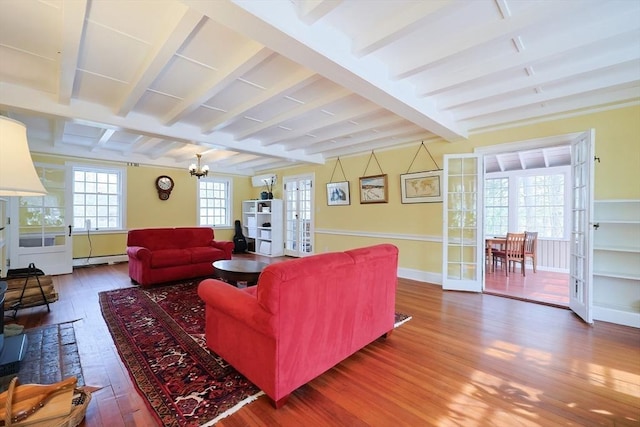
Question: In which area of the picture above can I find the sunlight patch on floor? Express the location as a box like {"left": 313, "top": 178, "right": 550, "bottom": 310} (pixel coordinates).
{"left": 439, "top": 369, "right": 543, "bottom": 426}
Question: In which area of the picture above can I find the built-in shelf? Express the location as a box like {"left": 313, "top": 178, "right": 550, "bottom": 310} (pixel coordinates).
{"left": 242, "top": 199, "right": 283, "bottom": 257}
{"left": 592, "top": 200, "right": 640, "bottom": 328}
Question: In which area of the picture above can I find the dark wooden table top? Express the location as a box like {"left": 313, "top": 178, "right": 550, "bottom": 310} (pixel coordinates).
{"left": 212, "top": 260, "right": 268, "bottom": 274}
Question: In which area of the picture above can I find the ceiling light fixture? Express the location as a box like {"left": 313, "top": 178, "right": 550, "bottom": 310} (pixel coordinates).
{"left": 0, "top": 116, "right": 47, "bottom": 196}
{"left": 189, "top": 153, "right": 209, "bottom": 179}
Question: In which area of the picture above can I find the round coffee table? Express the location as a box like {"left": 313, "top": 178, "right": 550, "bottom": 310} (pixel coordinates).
{"left": 212, "top": 260, "right": 268, "bottom": 287}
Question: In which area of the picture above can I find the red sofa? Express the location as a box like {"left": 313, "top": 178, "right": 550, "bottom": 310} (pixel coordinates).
{"left": 126, "top": 227, "right": 233, "bottom": 287}
{"left": 197, "top": 243, "right": 399, "bottom": 407}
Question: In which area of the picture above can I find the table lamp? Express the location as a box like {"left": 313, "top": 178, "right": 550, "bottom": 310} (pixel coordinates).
{"left": 0, "top": 115, "right": 47, "bottom": 376}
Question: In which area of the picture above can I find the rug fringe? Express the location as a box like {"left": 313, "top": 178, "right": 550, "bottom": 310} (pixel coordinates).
{"left": 200, "top": 391, "right": 265, "bottom": 427}
{"left": 394, "top": 315, "right": 412, "bottom": 328}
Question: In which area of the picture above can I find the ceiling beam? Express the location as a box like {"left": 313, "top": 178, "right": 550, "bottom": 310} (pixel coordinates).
{"left": 166, "top": 44, "right": 273, "bottom": 126}
{"left": 182, "top": 0, "right": 467, "bottom": 141}
{"left": 238, "top": 87, "right": 351, "bottom": 141}
{"left": 456, "top": 64, "right": 640, "bottom": 121}
{"left": 352, "top": 0, "right": 455, "bottom": 57}
{"left": 393, "top": 0, "right": 585, "bottom": 80}
{"left": 294, "top": 0, "right": 342, "bottom": 25}
{"left": 58, "top": 0, "right": 88, "bottom": 104}
{"left": 260, "top": 101, "right": 381, "bottom": 146}
{"left": 0, "top": 81, "right": 325, "bottom": 165}
{"left": 418, "top": 14, "right": 640, "bottom": 95}
{"left": 116, "top": 6, "right": 204, "bottom": 117}
{"left": 437, "top": 47, "right": 640, "bottom": 109}
{"left": 202, "top": 67, "right": 318, "bottom": 132}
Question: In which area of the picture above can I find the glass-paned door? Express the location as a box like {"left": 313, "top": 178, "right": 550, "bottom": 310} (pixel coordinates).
{"left": 9, "top": 164, "right": 72, "bottom": 275}
{"left": 569, "top": 130, "right": 594, "bottom": 323}
{"left": 284, "top": 175, "right": 314, "bottom": 257}
{"left": 442, "top": 154, "right": 483, "bottom": 292}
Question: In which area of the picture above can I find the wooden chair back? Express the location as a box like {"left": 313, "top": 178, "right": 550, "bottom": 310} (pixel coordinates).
{"left": 524, "top": 231, "right": 538, "bottom": 273}
{"left": 505, "top": 233, "right": 525, "bottom": 259}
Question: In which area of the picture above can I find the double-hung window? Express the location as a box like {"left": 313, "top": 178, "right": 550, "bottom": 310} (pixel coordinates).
{"left": 517, "top": 173, "right": 566, "bottom": 238}
{"left": 198, "top": 178, "right": 232, "bottom": 228}
{"left": 484, "top": 178, "right": 509, "bottom": 237}
{"left": 72, "top": 165, "right": 124, "bottom": 231}
{"left": 484, "top": 167, "right": 569, "bottom": 239}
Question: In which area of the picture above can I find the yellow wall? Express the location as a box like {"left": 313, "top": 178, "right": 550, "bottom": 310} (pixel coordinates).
{"left": 271, "top": 105, "right": 640, "bottom": 274}
{"left": 26, "top": 156, "right": 255, "bottom": 259}
{"left": 19, "top": 105, "right": 640, "bottom": 271}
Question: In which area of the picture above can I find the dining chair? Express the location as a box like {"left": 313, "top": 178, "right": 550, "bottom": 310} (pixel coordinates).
{"left": 492, "top": 232, "right": 526, "bottom": 277}
{"left": 524, "top": 231, "right": 538, "bottom": 273}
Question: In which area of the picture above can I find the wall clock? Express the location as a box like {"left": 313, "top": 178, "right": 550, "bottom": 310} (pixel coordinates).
{"left": 155, "top": 175, "right": 174, "bottom": 200}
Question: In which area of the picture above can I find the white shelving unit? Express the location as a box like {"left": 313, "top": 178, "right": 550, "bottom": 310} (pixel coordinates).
{"left": 242, "top": 199, "right": 283, "bottom": 257}
{"left": 592, "top": 199, "right": 640, "bottom": 328}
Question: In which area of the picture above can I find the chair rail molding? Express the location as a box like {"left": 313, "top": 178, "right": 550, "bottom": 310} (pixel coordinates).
{"left": 315, "top": 228, "right": 442, "bottom": 243}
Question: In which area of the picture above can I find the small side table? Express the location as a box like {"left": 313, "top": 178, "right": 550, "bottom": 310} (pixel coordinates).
{"left": 212, "top": 260, "right": 268, "bottom": 287}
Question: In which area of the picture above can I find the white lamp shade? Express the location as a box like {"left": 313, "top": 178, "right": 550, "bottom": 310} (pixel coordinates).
{"left": 0, "top": 116, "right": 47, "bottom": 196}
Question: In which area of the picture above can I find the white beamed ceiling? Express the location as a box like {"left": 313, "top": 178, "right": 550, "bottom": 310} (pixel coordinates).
{"left": 0, "top": 0, "right": 638, "bottom": 175}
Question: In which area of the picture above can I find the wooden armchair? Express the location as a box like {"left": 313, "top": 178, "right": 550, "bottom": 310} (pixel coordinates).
{"left": 524, "top": 231, "right": 538, "bottom": 273}
{"left": 492, "top": 232, "right": 526, "bottom": 277}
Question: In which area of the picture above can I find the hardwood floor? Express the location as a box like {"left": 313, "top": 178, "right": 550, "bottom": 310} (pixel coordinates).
{"left": 7, "top": 260, "right": 639, "bottom": 426}
{"left": 484, "top": 267, "right": 569, "bottom": 307}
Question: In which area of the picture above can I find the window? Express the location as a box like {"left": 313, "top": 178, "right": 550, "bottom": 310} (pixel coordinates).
{"left": 517, "top": 174, "right": 565, "bottom": 238}
{"left": 484, "top": 178, "right": 508, "bottom": 237}
{"left": 198, "top": 178, "right": 232, "bottom": 227}
{"left": 484, "top": 168, "right": 569, "bottom": 240}
{"left": 72, "top": 166, "right": 124, "bottom": 231}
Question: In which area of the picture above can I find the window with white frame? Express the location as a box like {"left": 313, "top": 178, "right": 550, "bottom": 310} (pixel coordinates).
{"left": 484, "top": 177, "right": 509, "bottom": 237}
{"left": 517, "top": 174, "right": 565, "bottom": 238}
{"left": 484, "top": 168, "right": 569, "bottom": 240}
{"left": 72, "top": 166, "right": 124, "bottom": 231}
{"left": 198, "top": 178, "right": 232, "bottom": 227}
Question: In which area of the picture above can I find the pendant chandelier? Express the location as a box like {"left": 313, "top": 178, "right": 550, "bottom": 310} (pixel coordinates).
{"left": 188, "top": 154, "right": 209, "bottom": 179}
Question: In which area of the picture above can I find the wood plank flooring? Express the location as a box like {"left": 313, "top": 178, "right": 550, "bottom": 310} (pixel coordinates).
{"left": 485, "top": 268, "right": 569, "bottom": 307}
{"left": 6, "top": 260, "right": 639, "bottom": 426}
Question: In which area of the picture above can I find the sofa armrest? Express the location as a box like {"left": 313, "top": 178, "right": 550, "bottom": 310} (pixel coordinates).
{"left": 126, "top": 246, "right": 151, "bottom": 262}
{"left": 198, "top": 279, "right": 274, "bottom": 336}
{"left": 211, "top": 240, "right": 234, "bottom": 259}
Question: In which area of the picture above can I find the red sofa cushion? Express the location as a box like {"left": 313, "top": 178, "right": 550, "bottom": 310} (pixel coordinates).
{"left": 127, "top": 227, "right": 215, "bottom": 250}
{"left": 188, "top": 247, "right": 225, "bottom": 263}
{"left": 150, "top": 249, "right": 191, "bottom": 268}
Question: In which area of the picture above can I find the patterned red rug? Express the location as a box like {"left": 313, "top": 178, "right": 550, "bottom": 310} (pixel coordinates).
{"left": 99, "top": 280, "right": 411, "bottom": 426}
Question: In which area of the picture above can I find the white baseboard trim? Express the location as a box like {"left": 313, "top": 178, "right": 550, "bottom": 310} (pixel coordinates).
{"left": 593, "top": 306, "right": 640, "bottom": 328}
{"left": 73, "top": 254, "right": 128, "bottom": 267}
{"left": 398, "top": 267, "right": 442, "bottom": 286}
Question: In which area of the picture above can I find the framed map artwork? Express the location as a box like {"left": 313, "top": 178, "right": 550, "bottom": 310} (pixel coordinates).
{"left": 400, "top": 170, "right": 443, "bottom": 203}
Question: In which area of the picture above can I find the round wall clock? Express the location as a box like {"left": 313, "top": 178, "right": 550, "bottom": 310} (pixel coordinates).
{"left": 155, "top": 175, "right": 174, "bottom": 200}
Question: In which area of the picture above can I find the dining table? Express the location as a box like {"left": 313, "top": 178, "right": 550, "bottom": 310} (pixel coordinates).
{"left": 485, "top": 237, "right": 507, "bottom": 272}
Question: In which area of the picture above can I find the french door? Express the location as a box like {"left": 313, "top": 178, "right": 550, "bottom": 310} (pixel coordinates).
{"left": 569, "top": 130, "right": 595, "bottom": 323}
{"left": 442, "top": 154, "right": 484, "bottom": 292}
{"left": 9, "top": 163, "right": 73, "bottom": 275}
{"left": 283, "top": 174, "right": 314, "bottom": 257}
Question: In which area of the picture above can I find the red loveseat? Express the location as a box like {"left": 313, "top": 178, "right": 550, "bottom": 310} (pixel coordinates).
{"left": 126, "top": 227, "right": 233, "bottom": 287}
{"left": 197, "top": 243, "right": 399, "bottom": 407}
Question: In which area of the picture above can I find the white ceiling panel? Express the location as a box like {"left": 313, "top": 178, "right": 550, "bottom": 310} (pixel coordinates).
{"left": 79, "top": 23, "right": 150, "bottom": 83}
{"left": 0, "top": 0, "right": 637, "bottom": 175}
{"left": 135, "top": 91, "right": 181, "bottom": 118}
{"left": 74, "top": 70, "right": 126, "bottom": 106}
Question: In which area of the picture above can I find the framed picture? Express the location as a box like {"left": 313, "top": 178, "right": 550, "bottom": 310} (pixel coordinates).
{"left": 359, "top": 174, "right": 388, "bottom": 204}
{"left": 400, "top": 170, "right": 443, "bottom": 203}
{"left": 326, "top": 181, "right": 350, "bottom": 206}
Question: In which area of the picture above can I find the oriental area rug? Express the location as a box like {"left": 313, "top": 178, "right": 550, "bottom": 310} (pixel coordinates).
{"left": 99, "top": 280, "right": 411, "bottom": 427}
